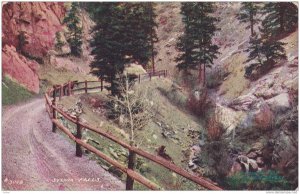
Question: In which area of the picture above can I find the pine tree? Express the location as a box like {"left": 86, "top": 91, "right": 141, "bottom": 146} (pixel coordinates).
{"left": 262, "top": 2, "right": 298, "bottom": 37}
{"left": 63, "top": 2, "right": 83, "bottom": 57}
{"left": 89, "top": 3, "right": 157, "bottom": 95}
{"left": 55, "top": 32, "right": 65, "bottom": 52}
{"left": 237, "top": 2, "right": 260, "bottom": 36}
{"left": 176, "top": 2, "right": 219, "bottom": 85}
{"left": 245, "top": 22, "right": 286, "bottom": 78}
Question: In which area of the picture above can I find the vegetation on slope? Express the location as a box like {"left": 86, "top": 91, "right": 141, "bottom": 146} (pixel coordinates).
{"left": 2, "top": 76, "right": 34, "bottom": 105}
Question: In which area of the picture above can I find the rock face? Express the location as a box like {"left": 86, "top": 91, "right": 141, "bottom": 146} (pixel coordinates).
{"left": 2, "top": 2, "right": 66, "bottom": 58}
{"left": 2, "top": 2, "right": 66, "bottom": 93}
{"left": 266, "top": 93, "right": 291, "bottom": 113}
{"left": 2, "top": 45, "right": 40, "bottom": 93}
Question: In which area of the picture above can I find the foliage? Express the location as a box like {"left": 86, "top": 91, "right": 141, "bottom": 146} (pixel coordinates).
{"left": 106, "top": 76, "right": 155, "bottom": 145}
{"left": 63, "top": 2, "right": 83, "bottom": 57}
{"left": 55, "top": 31, "right": 65, "bottom": 52}
{"left": 244, "top": 26, "right": 287, "bottom": 79}
{"left": 225, "top": 170, "right": 292, "bottom": 190}
{"left": 206, "top": 116, "right": 223, "bottom": 141}
{"left": 176, "top": 2, "right": 220, "bottom": 84}
{"left": 262, "top": 2, "right": 298, "bottom": 37}
{"left": 187, "top": 85, "right": 208, "bottom": 116}
{"left": 2, "top": 76, "right": 34, "bottom": 105}
{"left": 236, "top": 3, "right": 260, "bottom": 36}
{"left": 89, "top": 3, "right": 157, "bottom": 95}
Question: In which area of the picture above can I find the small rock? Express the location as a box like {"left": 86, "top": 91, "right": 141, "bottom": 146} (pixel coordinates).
{"left": 256, "top": 157, "right": 264, "bottom": 167}
{"left": 247, "top": 152, "right": 257, "bottom": 159}
{"left": 249, "top": 159, "right": 258, "bottom": 172}
{"left": 152, "top": 134, "right": 157, "bottom": 139}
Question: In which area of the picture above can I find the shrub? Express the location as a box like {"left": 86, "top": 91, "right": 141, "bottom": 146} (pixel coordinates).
{"left": 225, "top": 170, "right": 292, "bottom": 190}
{"left": 187, "top": 86, "right": 208, "bottom": 116}
{"left": 206, "top": 116, "right": 223, "bottom": 141}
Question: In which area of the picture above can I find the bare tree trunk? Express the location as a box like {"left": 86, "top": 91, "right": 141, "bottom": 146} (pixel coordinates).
{"left": 203, "top": 64, "right": 206, "bottom": 87}
{"left": 198, "top": 64, "right": 202, "bottom": 84}
{"left": 125, "top": 77, "right": 134, "bottom": 143}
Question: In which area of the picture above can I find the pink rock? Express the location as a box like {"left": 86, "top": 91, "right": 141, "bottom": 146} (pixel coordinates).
{"left": 2, "top": 2, "right": 66, "bottom": 58}
{"left": 2, "top": 45, "right": 40, "bottom": 93}
{"left": 254, "top": 102, "right": 274, "bottom": 130}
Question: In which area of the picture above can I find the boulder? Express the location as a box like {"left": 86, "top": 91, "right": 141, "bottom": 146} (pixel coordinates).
{"left": 249, "top": 159, "right": 258, "bottom": 172}
{"left": 214, "top": 104, "right": 246, "bottom": 136}
{"left": 246, "top": 152, "right": 257, "bottom": 159}
{"left": 229, "top": 94, "right": 258, "bottom": 111}
{"left": 266, "top": 93, "right": 291, "bottom": 113}
{"left": 256, "top": 157, "right": 264, "bottom": 167}
{"left": 253, "top": 101, "right": 274, "bottom": 130}
{"left": 2, "top": 45, "right": 39, "bottom": 93}
{"left": 2, "top": 2, "right": 66, "bottom": 58}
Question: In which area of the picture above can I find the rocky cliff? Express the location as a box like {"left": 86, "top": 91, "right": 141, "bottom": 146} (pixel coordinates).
{"left": 2, "top": 2, "right": 66, "bottom": 93}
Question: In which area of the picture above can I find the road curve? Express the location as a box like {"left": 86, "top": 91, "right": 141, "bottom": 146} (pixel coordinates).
{"left": 2, "top": 98, "right": 124, "bottom": 191}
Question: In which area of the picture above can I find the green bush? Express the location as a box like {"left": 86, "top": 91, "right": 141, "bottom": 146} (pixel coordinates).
{"left": 2, "top": 76, "right": 34, "bottom": 105}
{"left": 225, "top": 170, "right": 292, "bottom": 190}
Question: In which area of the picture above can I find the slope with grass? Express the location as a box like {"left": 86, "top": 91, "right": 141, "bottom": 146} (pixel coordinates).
{"left": 57, "top": 78, "right": 207, "bottom": 190}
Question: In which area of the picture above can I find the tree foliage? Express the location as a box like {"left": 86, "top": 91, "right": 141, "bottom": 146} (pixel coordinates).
{"left": 236, "top": 2, "right": 260, "bottom": 36}
{"left": 63, "top": 2, "right": 83, "bottom": 57}
{"left": 261, "top": 2, "right": 298, "bottom": 37}
{"left": 176, "top": 2, "right": 220, "bottom": 85}
{"left": 89, "top": 3, "right": 157, "bottom": 95}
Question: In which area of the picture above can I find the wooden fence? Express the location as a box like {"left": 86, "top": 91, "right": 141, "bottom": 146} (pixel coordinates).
{"left": 44, "top": 73, "right": 222, "bottom": 191}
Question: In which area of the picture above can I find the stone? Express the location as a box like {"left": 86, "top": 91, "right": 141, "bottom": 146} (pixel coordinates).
{"left": 229, "top": 94, "right": 258, "bottom": 111}
{"left": 253, "top": 101, "right": 274, "bottom": 130}
{"left": 266, "top": 93, "right": 291, "bottom": 113}
{"left": 214, "top": 104, "right": 246, "bottom": 136}
{"left": 2, "top": 2, "right": 66, "bottom": 58}
{"left": 256, "top": 157, "right": 264, "bottom": 167}
{"left": 2, "top": 45, "right": 40, "bottom": 93}
{"left": 246, "top": 152, "right": 257, "bottom": 159}
{"left": 249, "top": 159, "right": 258, "bottom": 172}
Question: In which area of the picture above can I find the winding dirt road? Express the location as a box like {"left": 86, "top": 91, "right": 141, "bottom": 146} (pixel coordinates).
{"left": 2, "top": 98, "right": 124, "bottom": 190}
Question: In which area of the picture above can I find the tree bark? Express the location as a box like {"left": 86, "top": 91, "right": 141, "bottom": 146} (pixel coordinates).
{"left": 198, "top": 64, "right": 202, "bottom": 83}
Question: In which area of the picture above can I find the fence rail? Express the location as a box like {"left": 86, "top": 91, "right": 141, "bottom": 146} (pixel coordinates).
{"left": 44, "top": 71, "right": 222, "bottom": 191}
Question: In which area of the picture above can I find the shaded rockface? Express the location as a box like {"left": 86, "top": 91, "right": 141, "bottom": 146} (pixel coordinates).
{"left": 2, "top": 2, "right": 66, "bottom": 93}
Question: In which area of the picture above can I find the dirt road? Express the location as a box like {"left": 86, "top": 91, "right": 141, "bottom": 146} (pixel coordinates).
{"left": 2, "top": 98, "right": 124, "bottom": 190}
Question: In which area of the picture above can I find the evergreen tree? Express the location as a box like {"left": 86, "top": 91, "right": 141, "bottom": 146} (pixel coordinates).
{"left": 262, "top": 2, "right": 298, "bottom": 37}
{"left": 89, "top": 3, "right": 157, "bottom": 95}
{"left": 176, "top": 2, "right": 219, "bottom": 85}
{"left": 63, "top": 2, "right": 83, "bottom": 57}
{"left": 237, "top": 2, "right": 260, "bottom": 36}
{"left": 55, "top": 31, "right": 65, "bottom": 52}
{"left": 245, "top": 22, "right": 286, "bottom": 78}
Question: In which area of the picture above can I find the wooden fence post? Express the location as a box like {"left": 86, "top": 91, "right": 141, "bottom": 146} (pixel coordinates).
{"left": 149, "top": 73, "right": 152, "bottom": 81}
{"left": 85, "top": 80, "right": 87, "bottom": 94}
{"left": 60, "top": 85, "right": 63, "bottom": 99}
{"left": 101, "top": 78, "right": 103, "bottom": 91}
{"left": 76, "top": 116, "right": 83, "bottom": 157}
{"left": 126, "top": 150, "right": 136, "bottom": 190}
{"left": 68, "top": 81, "right": 71, "bottom": 96}
{"left": 138, "top": 74, "right": 141, "bottom": 83}
{"left": 52, "top": 98, "right": 57, "bottom": 133}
